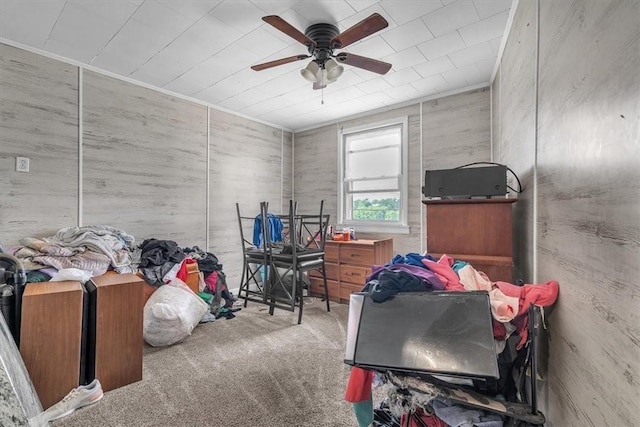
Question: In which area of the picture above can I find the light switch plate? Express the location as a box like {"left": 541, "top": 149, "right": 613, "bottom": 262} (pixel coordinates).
{"left": 16, "top": 157, "right": 30, "bottom": 172}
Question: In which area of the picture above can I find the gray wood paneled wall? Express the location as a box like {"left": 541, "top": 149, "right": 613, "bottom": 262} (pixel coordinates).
{"left": 294, "top": 88, "right": 491, "bottom": 257}
{"left": 82, "top": 70, "right": 208, "bottom": 247}
{"left": 492, "top": 0, "right": 640, "bottom": 425}
{"left": 0, "top": 43, "right": 291, "bottom": 290}
{"left": 0, "top": 44, "right": 79, "bottom": 241}
{"left": 209, "top": 109, "right": 291, "bottom": 288}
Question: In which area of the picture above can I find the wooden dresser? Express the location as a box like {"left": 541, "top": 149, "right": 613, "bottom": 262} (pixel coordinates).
{"left": 422, "top": 198, "right": 517, "bottom": 282}
{"left": 309, "top": 238, "right": 393, "bottom": 303}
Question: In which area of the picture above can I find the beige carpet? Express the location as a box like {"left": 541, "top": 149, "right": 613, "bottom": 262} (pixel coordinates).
{"left": 54, "top": 300, "right": 358, "bottom": 427}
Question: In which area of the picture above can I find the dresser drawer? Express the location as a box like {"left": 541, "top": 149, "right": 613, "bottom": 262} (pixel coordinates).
{"left": 308, "top": 262, "right": 338, "bottom": 281}
{"left": 340, "top": 245, "right": 374, "bottom": 266}
{"left": 309, "top": 277, "right": 339, "bottom": 302}
{"left": 339, "top": 283, "right": 364, "bottom": 304}
{"left": 325, "top": 243, "right": 339, "bottom": 262}
{"left": 340, "top": 264, "right": 371, "bottom": 287}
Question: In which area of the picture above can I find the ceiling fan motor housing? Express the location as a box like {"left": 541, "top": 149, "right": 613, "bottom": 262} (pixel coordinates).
{"left": 305, "top": 23, "right": 340, "bottom": 65}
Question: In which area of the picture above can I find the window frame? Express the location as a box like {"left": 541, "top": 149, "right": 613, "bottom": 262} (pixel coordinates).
{"left": 337, "top": 116, "right": 410, "bottom": 234}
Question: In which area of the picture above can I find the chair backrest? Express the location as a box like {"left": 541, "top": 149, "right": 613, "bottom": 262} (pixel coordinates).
{"left": 296, "top": 200, "right": 329, "bottom": 251}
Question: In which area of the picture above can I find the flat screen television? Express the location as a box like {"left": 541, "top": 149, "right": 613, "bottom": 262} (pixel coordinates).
{"left": 345, "top": 291, "right": 499, "bottom": 379}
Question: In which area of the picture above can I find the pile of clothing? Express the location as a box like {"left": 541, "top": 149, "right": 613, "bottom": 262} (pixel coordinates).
{"left": 10, "top": 225, "right": 136, "bottom": 277}
{"left": 347, "top": 251, "right": 560, "bottom": 427}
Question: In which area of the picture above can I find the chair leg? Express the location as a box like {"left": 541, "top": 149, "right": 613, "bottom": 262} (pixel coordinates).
{"left": 297, "top": 271, "right": 304, "bottom": 324}
{"left": 321, "top": 263, "right": 330, "bottom": 312}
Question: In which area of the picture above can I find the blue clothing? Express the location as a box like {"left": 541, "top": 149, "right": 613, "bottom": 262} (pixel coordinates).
{"left": 253, "top": 213, "right": 284, "bottom": 248}
{"left": 452, "top": 260, "right": 468, "bottom": 272}
{"left": 367, "top": 264, "right": 445, "bottom": 291}
{"left": 389, "top": 252, "right": 435, "bottom": 267}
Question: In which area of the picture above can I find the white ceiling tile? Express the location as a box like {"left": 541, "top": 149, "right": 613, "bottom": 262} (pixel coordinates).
{"left": 0, "top": 0, "right": 65, "bottom": 48}
{"left": 382, "top": 46, "right": 427, "bottom": 71}
{"left": 132, "top": 2, "right": 197, "bottom": 39}
{"left": 237, "top": 27, "right": 290, "bottom": 57}
{"left": 292, "top": 0, "right": 355, "bottom": 25}
{"left": 382, "top": 67, "right": 423, "bottom": 86}
{"left": 472, "top": 0, "right": 512, "bottom": 19}
{"left": 416, "top": 31, "right": 465, "bottom": 60}
{"left": 157, "top": 0, "right": 222, "bottom": 20}
{"left": 488, "top": 36, "right": 502, "bottom": 54}
{"left": 464, "top": 64, "right": 490, "bottom": 85}
{"left": 422, "top": 0, "right": 479, "bottom": 37}
{"left": 356, "top": 77, "right": 393, "bottom": 93}
{"left": 413, "top": 56, "right": 456, "bottom": 78}
{"left": 458, "top": 10, "right": 509, "bottom": 45}
{"left": 440, "top": 63, "right": 479, "bottom": 85}
{"left": 382, "top": 83, "right": 422, "bottom": 101}
{"left": 250, "top": 0, "right": 301, "bottom": 15}
{"left": 0, "top": 0, "right": 509, "bottom": 130}
{"left": 410, "top": 73, "right": 447, "bottom": 93}
{"left": 380, "top": 18, "right": 433, "bottom": 52}
{"left": 123, "top": 64, "right": 179, "bottom": 88}
{"left": 475, "top": 56, "right": 497, "bottom": 75}
{"left": 48, "top": 1, "right": 138, "bottom": 60}
{"left": 345, "top": 0, "right": 379, "bottom": 12}
{"left": 92, "top": 24, "right": 174, "bottom": 75}
{"left": 380, "top": 0, "right": 443, "bottom": 25}
{"left": 342, "top": 35, "right": 395, "bottom": 59}
{"left": 210, "top": 1, "right": 265, "bottom": 33}
{"left": 447, "top": 41, "right": 494, "bottom": 67}
{"left": 42, "top": 38, "right": 96, "bottom": 64}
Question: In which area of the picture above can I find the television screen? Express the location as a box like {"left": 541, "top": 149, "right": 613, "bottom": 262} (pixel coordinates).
{"left": 345, "top": 291, "right": 499, "bottom": 379}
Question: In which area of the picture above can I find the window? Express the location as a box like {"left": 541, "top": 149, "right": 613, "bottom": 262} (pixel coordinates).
{"left": 338, "top": 117, "right": 409, "bottom": 233}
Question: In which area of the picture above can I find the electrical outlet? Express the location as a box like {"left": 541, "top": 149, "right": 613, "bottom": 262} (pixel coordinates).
{"left": 16, "top": 157, "right": 30, "bottom": 172}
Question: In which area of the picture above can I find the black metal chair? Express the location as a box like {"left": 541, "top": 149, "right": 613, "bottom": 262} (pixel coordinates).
{"left": 265, "top": 200, "right": 330, "bottom": 323}
{"left": 236, "top": 202, "right": 271, "bottom": 306}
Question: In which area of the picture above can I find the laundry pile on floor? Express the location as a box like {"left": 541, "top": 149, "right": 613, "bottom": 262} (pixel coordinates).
{"left": 347, "top": 251, "right": 560, "bottom": 427}
{"left": 6, "top": 225, "right": 238, "bottom": 340}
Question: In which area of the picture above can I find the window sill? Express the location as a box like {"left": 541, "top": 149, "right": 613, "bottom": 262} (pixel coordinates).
{"left": 337, "top": 223, "right": 410, "bottom": 235}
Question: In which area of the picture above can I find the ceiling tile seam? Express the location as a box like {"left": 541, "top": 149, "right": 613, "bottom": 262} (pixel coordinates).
{"left": 89, "top": 2, "right": 143, "bottom": 65}
{"left": 130, "top": 10, "right": 218, "bottom": 76}
{"left": 45, "top": 0, "right": 68, "bottom": 49}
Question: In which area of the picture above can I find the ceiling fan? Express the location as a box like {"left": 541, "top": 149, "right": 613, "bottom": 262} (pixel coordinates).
{"left": 251, "top": 13, "right": 392, "bottom": 89}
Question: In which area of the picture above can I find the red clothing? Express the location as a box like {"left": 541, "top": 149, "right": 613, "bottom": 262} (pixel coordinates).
{"left": 422, "top": 254, "right": 465, "bottom": 291}
{"left": 400, "top": 409, "right": 448, "bottom": 427}
{"left": 495, "top": 280, "right": 559, "bottom": 349}
{"left": 345, "top": 367, "right": 374, "bottom": 403}
{"left": 176, "top": 258, "right": 197, "bottom": 283}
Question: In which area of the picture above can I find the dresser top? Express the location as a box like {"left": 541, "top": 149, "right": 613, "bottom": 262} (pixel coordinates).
{"left": 422, "top": 198, "right": 517, "bottom": 205}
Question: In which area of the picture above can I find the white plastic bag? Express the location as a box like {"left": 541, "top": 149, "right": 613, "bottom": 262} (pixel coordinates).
{"left": 143, "top": 279, "right": 208, "bottom": 347}
{"left": 49, "top": 268, "right": 93, "bottom": 284}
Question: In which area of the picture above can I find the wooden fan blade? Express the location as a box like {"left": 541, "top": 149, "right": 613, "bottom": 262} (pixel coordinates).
{"left": 263, "top": 15, "right": 317, "bottom": 48}
{"left": 334, "top": 52, "right": 392, "bottom": 75}
{"left": 251, "top": 55, "right": 310, "bottom": 71}
{"left": 330, "top": 13, "right": 388, "bottom": 49}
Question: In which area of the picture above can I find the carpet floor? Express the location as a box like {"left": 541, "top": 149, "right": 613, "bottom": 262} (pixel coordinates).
{"left": 54, "top": 300, "right": 358, "bottom": 427}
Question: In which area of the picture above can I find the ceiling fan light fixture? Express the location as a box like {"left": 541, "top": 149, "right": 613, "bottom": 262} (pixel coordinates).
{"left": 325, "top": 58, "right": 344, "bottom": 81}
{"left": 300, "top": 61, "right": 320, "bottom": 82}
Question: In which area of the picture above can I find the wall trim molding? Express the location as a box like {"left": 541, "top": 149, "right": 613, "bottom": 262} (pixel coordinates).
{"left": 491, "top": 0, "right": 520, "bottom": 84}
{"left": 0, "top": 38, "right": 293, "bottom": 133}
